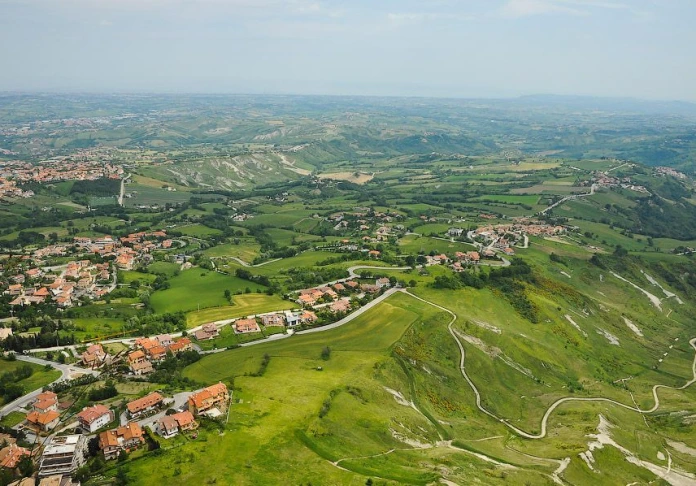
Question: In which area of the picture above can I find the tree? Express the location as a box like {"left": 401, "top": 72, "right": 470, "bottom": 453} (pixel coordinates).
{"left": 224, "top": 289, "right": 232, "bottom": 303}
{"left": 321, "top": 346, "right": 331, "bottom": 361}
{"left": 405, "top": 255, "right": 416, "bottom": 267}
{"left": 118, "top": 450, "right": 129, "bottom": 463}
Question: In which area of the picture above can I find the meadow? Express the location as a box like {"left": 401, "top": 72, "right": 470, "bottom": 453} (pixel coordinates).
{"left": 149, "top": 269, "right": 266, "bottom": 314}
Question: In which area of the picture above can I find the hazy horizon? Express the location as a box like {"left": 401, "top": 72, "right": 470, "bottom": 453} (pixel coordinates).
{"left": 1, "top": 0, "right": 694, "bottom": 102}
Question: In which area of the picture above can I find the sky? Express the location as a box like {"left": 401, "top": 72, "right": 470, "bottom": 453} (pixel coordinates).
{"left": 0, "top": 0, "right": 694, "bottom": 101}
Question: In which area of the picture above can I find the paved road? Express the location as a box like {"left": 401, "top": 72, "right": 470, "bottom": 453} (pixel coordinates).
{"left": 0, "top": 355, "right": 99, "bottom": 416}
{"left": 404, "top": 290, "right": 696, "bottom": 441}
{"left": 539, "top": 184, "right": 596, "bottom": 216}
{"left": 231, "top": 287, "right": 402, "bottom": 349}
{"left": 118, "top": 173, "right": 131, "bottom": 206}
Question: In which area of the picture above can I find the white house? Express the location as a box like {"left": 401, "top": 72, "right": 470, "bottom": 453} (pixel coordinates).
{"left": 77, "top": 405, "right": 114, "bottom": 433}
{"left": 284, "top": 310, "right": 301, "bottom": 327}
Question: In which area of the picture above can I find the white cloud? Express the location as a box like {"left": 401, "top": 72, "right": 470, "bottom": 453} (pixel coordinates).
{"left": 498, "top": 0, "right": 635, "bottom": 18}
{"left": 386, "top": 11, "right": 474, "bottom": 27}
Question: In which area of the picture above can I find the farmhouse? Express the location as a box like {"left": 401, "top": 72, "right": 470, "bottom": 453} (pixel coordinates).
{"left": 126, "top": 392, "right": 164, "bottom": 419}
{"left": 235, "top": 318, "right": 260, "bottom": 334}
{"left": 77, "top": 405, "right": 114, "bottom": 433}
{"left": 188, "top": 383, "right": 229, "bottom": 416}
{"left": 99, "top": 423, "right": 144, "bottom": 460}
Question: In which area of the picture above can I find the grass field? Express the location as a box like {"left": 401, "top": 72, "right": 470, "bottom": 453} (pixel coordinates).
{"left": 0, "top": 359, "right": 61, "bottom": 405}
{"left": 185, "top": 294, "right": 296, "bottom": 327}
{"left": 202, "top": 241, "right": 261, "bottom": 262}
{"left": 150, "top": 269, "right": 266, "bottom": 314}
{"left": 69, "top": 317, "right": 127, "bottom": 342}
{"left": 398, "top": 234, "right": 476, "bottom": 255}
{"left": 177, "top": 224, "right": 223, "bottom": 238}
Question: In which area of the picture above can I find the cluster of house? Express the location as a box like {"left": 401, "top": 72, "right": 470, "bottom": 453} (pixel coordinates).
{"left": 233, "top": 310, "right": 316, "bottom": 334}
{"left": 655, "top": 166, "right": 687, "bottom": 180}
{"left": 74, "top": 231, "right": 172, "bottom": 271}
{"left": 0, "top": 177, "right": 34, "bottom": 200}
{"left": 296, "top": 278, "right": 388, "bottom": 308}
{"left": 5, "top": 259, "right": 114, "bottom": 308}
{"left": 471, "top": 222, "right": 564, "bottom": 251}
{"left": 450, "top": 251, "right": 482, "bottom": 271}
{"left": 0, "top": 158, "right": 123, "bottom": 186}
{"left": 126, "top": 335, "right": 194, "bottom": 375}
{"left": 1, "top": 229, "right": 175, "bottom": 309}
{"left": 587, "top": 171, "right": 649, "bottom": 193}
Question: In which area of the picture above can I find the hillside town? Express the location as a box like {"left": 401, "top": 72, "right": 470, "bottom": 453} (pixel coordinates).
{"left": 0, "top": 231, "right": 174, "bottom": 310}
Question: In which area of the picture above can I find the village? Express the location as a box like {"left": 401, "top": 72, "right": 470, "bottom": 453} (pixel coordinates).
{"left": 1, "top": 231, "right": 174, "bottom": 312}
{"left": 0, "top": 267, "right": 399, "bottom": 485}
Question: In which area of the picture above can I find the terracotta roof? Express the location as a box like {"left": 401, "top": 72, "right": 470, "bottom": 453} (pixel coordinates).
{"left": 189, "top": 383, "right": 228, "bottom": 409}
{"left": 77, "top": 404, "right": 111, "bottom": 425}
{"left": 172, "top": 411, "right": 195, "bottom": 428}
{"left": 0, "top": 444, "right": 30, "bottom": 469}
{"left": 26, "top": 410, "right": 59, "bottom": 426}
{"left": 126, "top": 392, "right": 163, "bottom": 414}
{"left": 99, "top": 422, "right": 143, "bottom": 449}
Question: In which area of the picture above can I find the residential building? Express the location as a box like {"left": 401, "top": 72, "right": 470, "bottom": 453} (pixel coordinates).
{"left": 26, "top": 410, "right": 60, "bottom": 432}
{"left": 330, "top": 300, "right": 351, "bottom": 313}
{"left": 299, "top": 310, "right": 318, "bottom": 323}
{"left": 194, "top": 323, "right": 219, "bottom": 341}
{"left": 0, "top": 444, "right": 30, "bottom": 469}
{"left": 260, "top": 314, "right": 285, "bottom": 327}
{"left": 154, "top": 334, "right": 173, "bottom": 347}
{"left": 99, "top": 423, "right": 144, "bottom": 460}
{"left": 375, "top": 277, "right": 391, "bottom": 288}
{"left": 77, "top": 405, "right": 114, "bottom": 433}
{"left": 148, "top": 345, "right": 167, "bottom": 361}
{"left": 81, "top": 344, "right": 107, "bottom": 368}
{"left": 188, "top": 383, "right": 229, "bottom": 416}
{"left": 130, "top": 360, "right": 153, "bottom": 375}
{"left": 234, "top": 318, "right": 260, "bottom": 334}
{"left": 0, "top": 328, "right": 13, "bottom": 341}
{"left": 173, "top": 411, "right": 197, "bottom": 432}
{"left": 284, "top": 310, "right": 300, "bottom": 327}
{"left": 167, "top": 337, "right": 192, "bottom": 354}
{"left": 126, "top": 392, "right": 164, "bottom": 419}
{"left": 157, "top": 416, "right": 179, "bottom": 439}
{"left": 38, "top": 435, "right": 87, "bottom": 478}
{"left": 33, "top": 391, "right": 58, "bottom": 413}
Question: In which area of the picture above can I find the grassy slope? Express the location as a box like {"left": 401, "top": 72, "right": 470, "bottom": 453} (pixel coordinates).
{"left": 118, "top": 293, "right": 552, "bottom": 485}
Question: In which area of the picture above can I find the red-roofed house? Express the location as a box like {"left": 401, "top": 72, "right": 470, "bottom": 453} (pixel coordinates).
{"left": 77, "top": 405, "right": 114, "bottom": 433}
{"left": 188, "top": 383, "right": 229, "bottom": 416}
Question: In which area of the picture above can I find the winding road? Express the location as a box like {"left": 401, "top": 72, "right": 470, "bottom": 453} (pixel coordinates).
{"left": 403, "top": 290, "right": 696, "bottom": 440}
{"left": 0, "top": 355, "right": 100, "bottom": 416}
